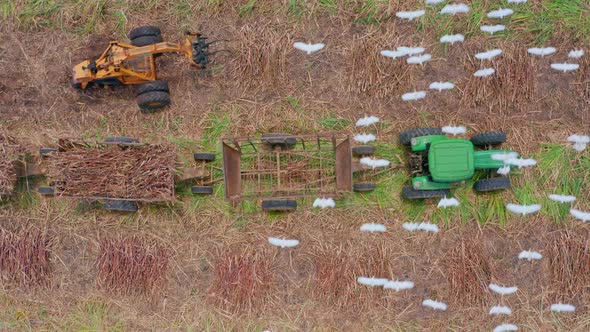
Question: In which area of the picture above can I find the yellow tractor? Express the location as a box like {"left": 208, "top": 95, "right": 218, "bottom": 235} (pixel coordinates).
{"left": 71, "top": 26, "right": 212, "bottom": 113}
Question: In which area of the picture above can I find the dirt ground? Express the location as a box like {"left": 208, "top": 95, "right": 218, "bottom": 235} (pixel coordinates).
{"left": 0, "top": 1, "right": 589, "bottom": 331}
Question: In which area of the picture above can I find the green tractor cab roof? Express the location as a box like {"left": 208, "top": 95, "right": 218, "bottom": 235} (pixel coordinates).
{"left": 428, "top": 139, "right": 474, "bottom": 182}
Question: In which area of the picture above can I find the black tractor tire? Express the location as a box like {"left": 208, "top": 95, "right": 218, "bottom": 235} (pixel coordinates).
{"left": 473, "top": 177, "right": 511, "bottom": 192}
{"left": 402, "top": 186, "right": 450, "bottom": 199}
{"left": 261, "top": 200, "right": 297, "bottom": 212}
{"left": 353, "top": 182, "right": 377, "bottom": 192}
{"left": 399, "top": 128, "right": 443, "bottom": 146}
{"left": 471, "top": 131, "right": 506, "bottom": 147}
{"left": 135, "top": 80, "right": 169, "bottom": 96}
{"left": 128, "top": 26, "right": 161, "bottom": 40}
{"left": 137, "top": 91, "right": 171, "bottom": 112}
{"left": 193, "top": 153, "right": 216, "bottom": 161}
{"left": 104, "top": 137, "right": 140, "bottom": 144}
{"left": 131, "top": 35, "right": 163, "bottom": 47}
{"left": 38, "top": 186, "right": 55, "bottom": 196}
{"left": 40, "top": 148, "right": 59, "bottom": 157}
{"left": 191, "top": 186, "right": 214, "bottom": 195}
{"left": 261, "top": 134, "right": 297, "bottom": 150}
{"left": 352, "top": 145, "right": 375, "bottom": 157}
{"left": 103, "top": 200, "right": 138, "bottom": 212}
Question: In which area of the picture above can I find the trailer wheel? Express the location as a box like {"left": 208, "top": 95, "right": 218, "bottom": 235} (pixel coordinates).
{"left": 399, "top": 128, "right": 443, "bottom": 146}
{"left": 352, "top": 145, "right": 375, "bottom": 157}
{"left": 131, "top": 35, "right": 163, "bottom": 47}
{"left": 193, "top": 153, "right": 216, "bottom": 162}
{"left": 38, "top": 186, "right": 55, "bottom": 196}
{"left": 471, "top": 131, "right": 506, "bottom": 147}
{"left": 40, "top": 148, "right": 59, "bottom": 157}
{"left": 103, "top": 200, "right": 138, "bottom": 212}
{"left": 474, "top": 177, "right": 511, "bottom": 192}
{"left": 137, "top": 91, "right": 170, "bottom": 112}
{"left": 104, "top": 137, "right": 140, "bottom": 144}
{"left": 261, "top": 200, "right": 297, "bottom": 212}
{"left": 128, "top": 26, "right": 161, "bottom": 40}
{"left": 135, "top": 80, "right": 169, "bottom": 96}
{"left": 402, "top": 186, "right": 450, "bottom": 199}
{"left": 192, "top": 186, "right": 214, "bottom": 195}
{"left": 353, "top": 182, "right": 376, "bottom": 192}
{"left": 261, "top": 134, "right": 297, "bottom": 150}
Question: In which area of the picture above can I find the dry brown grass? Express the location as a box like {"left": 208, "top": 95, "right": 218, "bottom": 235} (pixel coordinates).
{"left": 0, "top": 134, "right": 23, "bottom": 196}
{"left": 546, "top": 229, "right": 590, "bottom": 300}
{"left": 95, "top": 235, "right": 170, "bottom": 297}
{"left": 227, "top": 24, "right": 291, "bottom": 91}
{"left": 0, "top": 227, "right": 53, "bottom": 287}
{"left": 575, "top": 55, "right": 590, "bottom": 105}
{"left": 460, "top": 46, "right": 536, "bottom": 111}
{"left": 344, "top": 29, "right": 412, "bottom": 98}
{"left": 444, "top": 236, "right": 494, "bottom": 305}
{"left": 45, "top": 141, "right": 177, "bottom": 201}
{"left": 208, "top": 248, "right": 277, "bottom": 313}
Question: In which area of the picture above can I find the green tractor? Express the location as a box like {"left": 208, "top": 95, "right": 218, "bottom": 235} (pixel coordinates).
{"left": 400, "top": 128, "right": 515, "bottom": 199}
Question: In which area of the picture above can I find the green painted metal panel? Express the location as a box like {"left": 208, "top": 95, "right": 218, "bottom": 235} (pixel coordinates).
{"left": 473, "top": 149, "right": 517, "bottom": 169}
{"left": 411, "top": 176, "right": 453, "bottom": 190}
{"left": 411, "top": 135, "right": 448, "bottom": 152}
{"left": 428, "top": 139, "right": 474, "bottom": 182}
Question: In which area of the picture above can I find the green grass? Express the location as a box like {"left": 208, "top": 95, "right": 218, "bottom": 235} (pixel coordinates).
{"left": 238, "top": 0, "right": 256, "bottom": 16}
{"left": 319, "top": 115, "right": 351, "bottom": 131}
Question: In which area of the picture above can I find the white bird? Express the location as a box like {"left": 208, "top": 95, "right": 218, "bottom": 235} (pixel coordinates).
{"left": 381, "top": 50, "right": 407, "bottom": 59}
{"left": 508, "top": 0, "right": 528, "bottom": 3}
{"left": 551, "top": 303, "right": 576, "bottom": 313}
{"left": 293, "top": 42, "right": 325, "bottom": 54}
{"left": 426, "top": 0, "right": 445, "bottom": 4}
{"left": 440, "top": 34, "right": 465, "bottom": 44}
{"left": 442, "top": 126, "right": 466, "bottom": 135}
{"left": 360, "top": 157, "right": 391, "bottom": 169}
{"left": 402, "top": 91, "right": 427, "bottom": 101}
{"left": 429, "top": 81, "right": 455, "bottom": 91}
{"left": 527, "top": 47, "right": 556, "bottom": 57}
{"left": 474, "top": 68, "right": 496, "bottom": 77}
{"left": 493, "top": 324, "right": 518, "bottom": 332}
{"left": 506, "top": 203, "right": 541, "bottom": 215}
{"left": 268, "top": 237, "right": 300, "bottom": 248}
{"left": 475, "top": 49, "right": 503, "bottom": 60}
{"left": 396, "top": 10, "right": 425, "bottom": 20}
{"left": 354, "top": 133, "right": 376, "bottom": 144}
{"left": 505, "top": 158, "right": 536, "bottom": 168}
{"left": 481, "top": 25, "right": 506, "bottom": 35}
{"left": 440, "top": 3, "right": 470, "bottom": 15}
{"left": 313, "top": 197, "right": 335, "bottom": 209}
{"left": 402, "top": 222, "right": 439, "bottom": 233}
{"left": 356, "top": 116, "right": 380, "bottom": 127}
{"left": 572, "top": 142, "right": 587, "bottom": 152}
{"left": 518, "top": 250, "right": 542, "bottom": 261}
{"left": 489, "top": 305, "right": 513, "bottom": 315}
{"left": 567, "top": 134, "right": 590, "bottom": 144}
{"left": 407, "top": 54, "right": 432, "bottom": 65}
{"left": 497, "top": 165, "right": 511, "bottom": 175}
{"left": 422, "top": 299, "right": 448, "bottom": 311}
{"left": 360, "top": 223, "right": 387, "bottom": 233}
{"left": 357, "top": 276, "right": 389, "bottom": 287}
{"left": 550, "top": 63, "right": 579, "bottom": 72}
{"left": 384, "top": 280, "right": 414, "bottom": 291}
{"left": 489, "top": 283, "right": 518, "bottom": 295}
{"left": 487, "top": 8, "right": 514, "bottom": 19}
{"left": 438, "top": 196, "right": 459, "bottom": 208}
{"left": 570, "top": 208, "right": 590, "bottom": 222}
{"left": 568, "top": 49, "right": 585, "bottom": 58}
{"left": 492, "top": 152, "right": 519, "bottom": 161}
{"left": 548, "top": 194, "right": 576, "bottom": 203}
{"left": 397, "top": 46, "right": 425, "bottom": 56}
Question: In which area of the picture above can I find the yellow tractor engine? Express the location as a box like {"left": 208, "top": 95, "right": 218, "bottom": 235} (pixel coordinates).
{"left": 71, "top": 26, "right": 212, "bottom": 113}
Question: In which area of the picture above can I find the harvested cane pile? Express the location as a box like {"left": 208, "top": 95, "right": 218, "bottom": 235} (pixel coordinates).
{"left": 0, "top": 134, "right": 24, "bottom": 196}
{"left": 45, "top": 143, "right": 177, "bottom": 201}
{"left": 0, "top": 227, "right": 53, "bottom": 287}
{"left": 96, "top": 235, "right": 170, "bottom": 297}
{"left": 546, "top": 229, "right": 590, "bottom": 299}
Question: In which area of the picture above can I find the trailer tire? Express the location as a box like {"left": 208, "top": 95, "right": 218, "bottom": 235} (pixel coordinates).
{"left": 352, "top": 145, "right": 375, "bottom": 157}
{"left": 402, "top": 186, "right": 450, "bottom": 199}
{"left": 399, "top": 128, "right": 443, "bottom": 146}
{"left": 261, "top": 200, "right": 297, "bottom": 212}
{"left": 131, "top": 35, "right": 163, "bottom": 47}
{"left": 40, "top": 148, "right": 59, "bottom": 157}
{"left": 261, "top": 134, "right": 297, "bottom": 150}
{"left": 474, "top": 177, "right": 511, "bottom": 192}
{"left": 38, "top": 186, "right": 55, "bottom": 196}
{"left": 128, "top": 26, "right": 161, "bottom": 40}
{"left": 471, "top": 131, "right": 506, "bottom": 147}
{"left": 103, "top": 200, "right": 138, "bottom": 212}
{"left": 135, "top": 80, "right": 169, "bottom": 96}
{"left": 137, "top": 91, "right": 170, "bottom": 112}
{"left": 193, "top": 153, "right": 216, "bottom": 161}
{"left": 192, "top": 186, "right": 214, "bottom": 195}
{"left": 353, "top": 182, "right": 376, "bottom": 192}
{"left": 104, "top": 137, "right": 140, "bottom": 144}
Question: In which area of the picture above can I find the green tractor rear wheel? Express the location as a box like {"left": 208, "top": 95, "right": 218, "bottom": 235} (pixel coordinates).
{"left": 402, "top": 186, "right": 450, "bottom": 199}
{"left": 399, "top": 128, "right": 443, "bottom": 146}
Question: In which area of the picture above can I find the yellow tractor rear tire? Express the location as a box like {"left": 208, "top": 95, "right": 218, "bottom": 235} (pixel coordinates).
{"left": 136, "top": 80, "right": 169, "bottom": 96}
{"left": 137, "top": 91, "right": 170, "bottom": 113}
{"left": 131, "top": 35, "right": 163, "bottom": 47}
{"left": 128, "top": 26, "right": 161, "bottom": 40}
